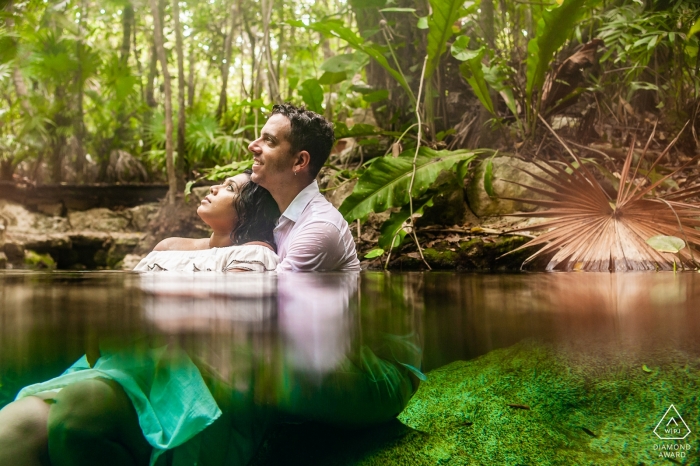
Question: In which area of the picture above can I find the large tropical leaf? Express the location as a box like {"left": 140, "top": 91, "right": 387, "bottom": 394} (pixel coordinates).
{"left": 525, "top": 0, "right": 592, "bottom": 100}
{"left": 295, "top": 19, "right": 415, "bottom": 104}
{"left": 298, "top": 78, "right": 324, "bottom": 113}
{"left": 425, "top": 0, "right": 469, "bottom": 81}
{"left": 504, "top": 139, "right": 700, "bottom": 272}
{"left": 339, "top": 147, "right": 482, "bottom": 222}
{"left": 378, "top": 196, "right": 434, "bottom": 250}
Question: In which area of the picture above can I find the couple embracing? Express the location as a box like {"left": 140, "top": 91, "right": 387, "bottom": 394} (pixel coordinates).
{"left": 137, "top": 103, "right": 359, "bottom": 273}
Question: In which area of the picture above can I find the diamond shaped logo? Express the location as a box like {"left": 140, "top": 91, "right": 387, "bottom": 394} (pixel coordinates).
{"left": 654, "top": 405, "right": 691, "bottom": 440}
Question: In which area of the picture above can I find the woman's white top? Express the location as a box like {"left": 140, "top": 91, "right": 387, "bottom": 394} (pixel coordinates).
{"left": 133, "top": 244, "right": 280, "bottom": 273}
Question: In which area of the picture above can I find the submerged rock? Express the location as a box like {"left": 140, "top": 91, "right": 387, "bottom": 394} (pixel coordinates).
{"left": 253, "top": 341, "right": 700, "bottom": 465}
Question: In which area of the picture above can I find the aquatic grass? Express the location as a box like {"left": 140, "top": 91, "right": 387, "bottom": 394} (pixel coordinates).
{"left": 253, "top": 341, "right": 700, "bottom": 465}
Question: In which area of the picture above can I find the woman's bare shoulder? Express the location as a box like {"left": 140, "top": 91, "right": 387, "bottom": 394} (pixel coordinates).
{"left": 153, "top": 237, "right": 210, "bottom": 251}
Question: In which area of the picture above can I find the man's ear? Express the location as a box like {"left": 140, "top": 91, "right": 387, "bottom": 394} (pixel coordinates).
{"left": 294, "top": 150, "right": 311, "bottom": 173}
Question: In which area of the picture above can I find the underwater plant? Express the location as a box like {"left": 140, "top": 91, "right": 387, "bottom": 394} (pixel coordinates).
{"left": 503, "top": 121, "right": 700, "bottom": 272}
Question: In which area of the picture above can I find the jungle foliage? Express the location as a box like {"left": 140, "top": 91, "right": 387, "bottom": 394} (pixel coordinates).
{"left": 1, "top": 0, "right": 700, "bottom": 263}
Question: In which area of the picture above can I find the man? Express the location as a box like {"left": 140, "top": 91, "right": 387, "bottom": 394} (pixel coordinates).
{"left": 247, "top": 103, "right": 360, "bottom": 272}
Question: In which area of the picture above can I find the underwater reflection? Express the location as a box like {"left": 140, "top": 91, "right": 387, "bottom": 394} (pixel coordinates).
{"left": 1, "top": 271, "right": 424, "bottom": 464}
{"left": 422, "top": 272, "right": 700, "bottom": 370}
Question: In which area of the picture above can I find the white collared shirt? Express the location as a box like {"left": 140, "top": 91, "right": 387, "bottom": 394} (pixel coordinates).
{"left": 274, "top": 180, "right": 360, "bottom": 272}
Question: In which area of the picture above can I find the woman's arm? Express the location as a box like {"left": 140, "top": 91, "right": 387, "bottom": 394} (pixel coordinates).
{"left": 153, "top": 237, "right": 211, "bottom": 251}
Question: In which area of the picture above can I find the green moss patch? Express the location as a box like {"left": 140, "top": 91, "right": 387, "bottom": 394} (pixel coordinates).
{"left": 254, "top": 341, "right": 699, "bottom": 465}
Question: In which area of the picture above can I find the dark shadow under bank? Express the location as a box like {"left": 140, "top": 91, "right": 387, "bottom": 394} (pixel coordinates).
{"left": 252, "top": 341, "right": 699, "bottom": 466}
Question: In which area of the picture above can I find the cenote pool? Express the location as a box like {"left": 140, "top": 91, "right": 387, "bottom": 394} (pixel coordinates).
{"left": 1, "top": 271, "right": 698, "bottom": 465}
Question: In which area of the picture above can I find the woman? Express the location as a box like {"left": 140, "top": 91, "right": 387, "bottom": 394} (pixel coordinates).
{"left": 0, "top": 170, "right": 280, "bottom": 466}
{"left": 135, "top": 169, "right": 280, "bottom": 272}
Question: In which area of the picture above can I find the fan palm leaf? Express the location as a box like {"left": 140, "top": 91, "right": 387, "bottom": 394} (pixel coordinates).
{"left": 504, "top": 128, "right": 700, "bottom": 272}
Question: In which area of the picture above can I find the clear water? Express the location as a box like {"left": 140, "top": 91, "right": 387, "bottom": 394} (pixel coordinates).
{"left": 1, "top": 270, "right": 698, "bottom": 407}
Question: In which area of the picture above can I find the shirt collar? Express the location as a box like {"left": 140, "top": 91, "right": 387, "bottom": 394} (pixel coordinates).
{"left": 280, "top": 180, "right": 319, "bottom": 223}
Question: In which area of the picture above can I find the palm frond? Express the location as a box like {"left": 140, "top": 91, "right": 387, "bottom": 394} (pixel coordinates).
{"left": 504, "top": 126, "right": 700, "bottom": 272}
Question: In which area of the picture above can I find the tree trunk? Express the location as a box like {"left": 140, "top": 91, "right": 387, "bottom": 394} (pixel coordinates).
{"left": 242, "top": 9, "right": 258, "bottom": 101}
{"left": 74, "top": 0, "right": 88, "bottom": 182}
{"left": 172, "top": 0, "right": 187, "bottom": 185}
{"left": 261, "top": 0, "right": 280, "bottom": 103}
{"left": 149, "top": 0, "right": 177, "bottom": 204}
{"left": 350, "top": 0, "right": 423, "bottom": 131}
{"left": 187, "top": 40, "right": 195, "bottom": 109}
{"left": 216, "top": 1, "right": 236, "bottom": 121}
{"left": 145, "top": 42, "right": 158, "bottom": 108}
{"left": 120, "top": 2, "right": 134, "bottom": 66}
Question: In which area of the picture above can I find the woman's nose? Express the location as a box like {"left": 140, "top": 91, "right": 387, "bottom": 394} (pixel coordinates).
{"left": 210, "top": 185, "right": 219, "bottom": 194}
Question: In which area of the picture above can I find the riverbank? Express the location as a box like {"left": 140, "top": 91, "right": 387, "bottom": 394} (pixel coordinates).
{"left": 0, "top": 157, "right": 545, "bottom": 271}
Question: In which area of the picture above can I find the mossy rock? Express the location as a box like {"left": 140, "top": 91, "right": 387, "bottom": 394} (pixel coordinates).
{"left": 388, "top": 236, "right": 535, "bottom": 271}
{"left": 253, "top": 341, "right": 700, "bottom": 465}
{"left": 23, "top": 250, "right": 56, "bottom": 269}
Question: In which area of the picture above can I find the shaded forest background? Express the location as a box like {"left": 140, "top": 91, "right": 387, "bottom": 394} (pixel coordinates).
{"left": 1, "top": 0, "right": 699, "bottom": 206}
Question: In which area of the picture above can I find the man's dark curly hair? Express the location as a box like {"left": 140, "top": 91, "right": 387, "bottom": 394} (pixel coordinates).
{"left": 271, "top": 103, "right": 335, "bottom": 179}
{"left": 229, "top": 169, "right": 280, "bottom": 249}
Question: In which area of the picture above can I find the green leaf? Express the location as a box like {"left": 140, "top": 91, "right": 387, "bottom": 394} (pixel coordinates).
{"left": 688, "top": 17, "right": 700, "bottom": 40}
{"left": 642, "top": 364, "right": 652, "bottom": 373}
{"left": 339, "top": 147, "right": 481, "bottom": 222}
{"left": 451, "top": 35, "right": 478, "bottom": 61}
{"left": 203, "top": 160, "right": 254, "bottom": 181}
{"left": 426, "top": 0, "right": 469, "bottom": 81}
{"left": 318, "top": 71, "right": 347, "bottom": 85}
{"left": 364, "top": 248, "right": 385, "bottom": 259}
{"left": 304, "top": 20, "right": 415, "bottom": 104}
{"left": 334, "top": 122, "right": 382, "bottom": 139}
{"left": 417, "top": 16, "right": 429, "bottom": 30}
{"left": 459, "top": 49, "right": 495, "bottom": 115}
{"left": 184, "top": 180, "right": 195, "bottom": 200}
{"left": 526, "top": 0, "right": 592, "bottom": 99}
{"left": 363, "top": 89, "right": 389, "bottom": 103}
{"left": 299, "top": 78, "right": 324, "bottom": 113}
{"left": 484, "top": 157, "right": 495, "bottom": 198}
{"left": 378, "top": 196, "right": 434, "bottom": 250}
{"left": 320, "top": 53, "right": 357, "bottom": 73}
{"left": 646, "top": 235, "right": 686, "bottom": 254}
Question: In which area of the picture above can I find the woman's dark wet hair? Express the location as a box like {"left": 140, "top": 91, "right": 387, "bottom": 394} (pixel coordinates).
{"left": 229, "top": 169, "right": 280, "bottom": 249}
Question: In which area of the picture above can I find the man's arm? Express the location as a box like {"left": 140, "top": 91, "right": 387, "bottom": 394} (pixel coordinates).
{"left": 276, "top": 222, "right": 346, "bottom": 272}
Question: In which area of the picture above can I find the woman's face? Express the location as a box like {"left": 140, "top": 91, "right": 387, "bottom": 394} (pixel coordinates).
{"left": 197, "top": 173, "right": 250, "bottom": 232}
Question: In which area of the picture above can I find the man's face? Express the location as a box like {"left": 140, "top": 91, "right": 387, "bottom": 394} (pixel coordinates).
{"left": 248, "top": 114, "right": 295, "bottom": 191}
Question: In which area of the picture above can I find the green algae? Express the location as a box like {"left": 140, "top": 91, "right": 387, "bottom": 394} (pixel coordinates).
{"left": 253, "top": 341, "right": 700, "bottom": 465}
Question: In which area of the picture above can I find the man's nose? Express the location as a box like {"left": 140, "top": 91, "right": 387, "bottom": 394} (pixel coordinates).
{"left": 248, "top": 139, "right": 260, "bottom": 154}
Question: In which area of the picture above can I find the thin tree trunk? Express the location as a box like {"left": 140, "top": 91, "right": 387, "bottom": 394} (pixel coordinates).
{"left": 74, "top": 0, "right": 88, "bottom": 182}
{"left": 216, "top": 2, "right": 236, "bottom": 121}
{"left": 145, "top": 42, "right": 158, "bottom": 108}
{"left": 172, "top": 0, "right": 186, "bottom": 185}
{"left": 187, "top": 40, "right": 195, "bottom": 108}
{"left": 120, "top": 2, "right": 134, "bottom": 66}
{"left": 133, "top": 13, "right": 144, "bottom": 107}
{"left": 261, "top": 0, "right": 279, "bottom": 103}
{"left": 242, "top": 9, "right": 257, "bottom": 100}
{"left": 149, "top": 0, "right": 177, "bottom": 204}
